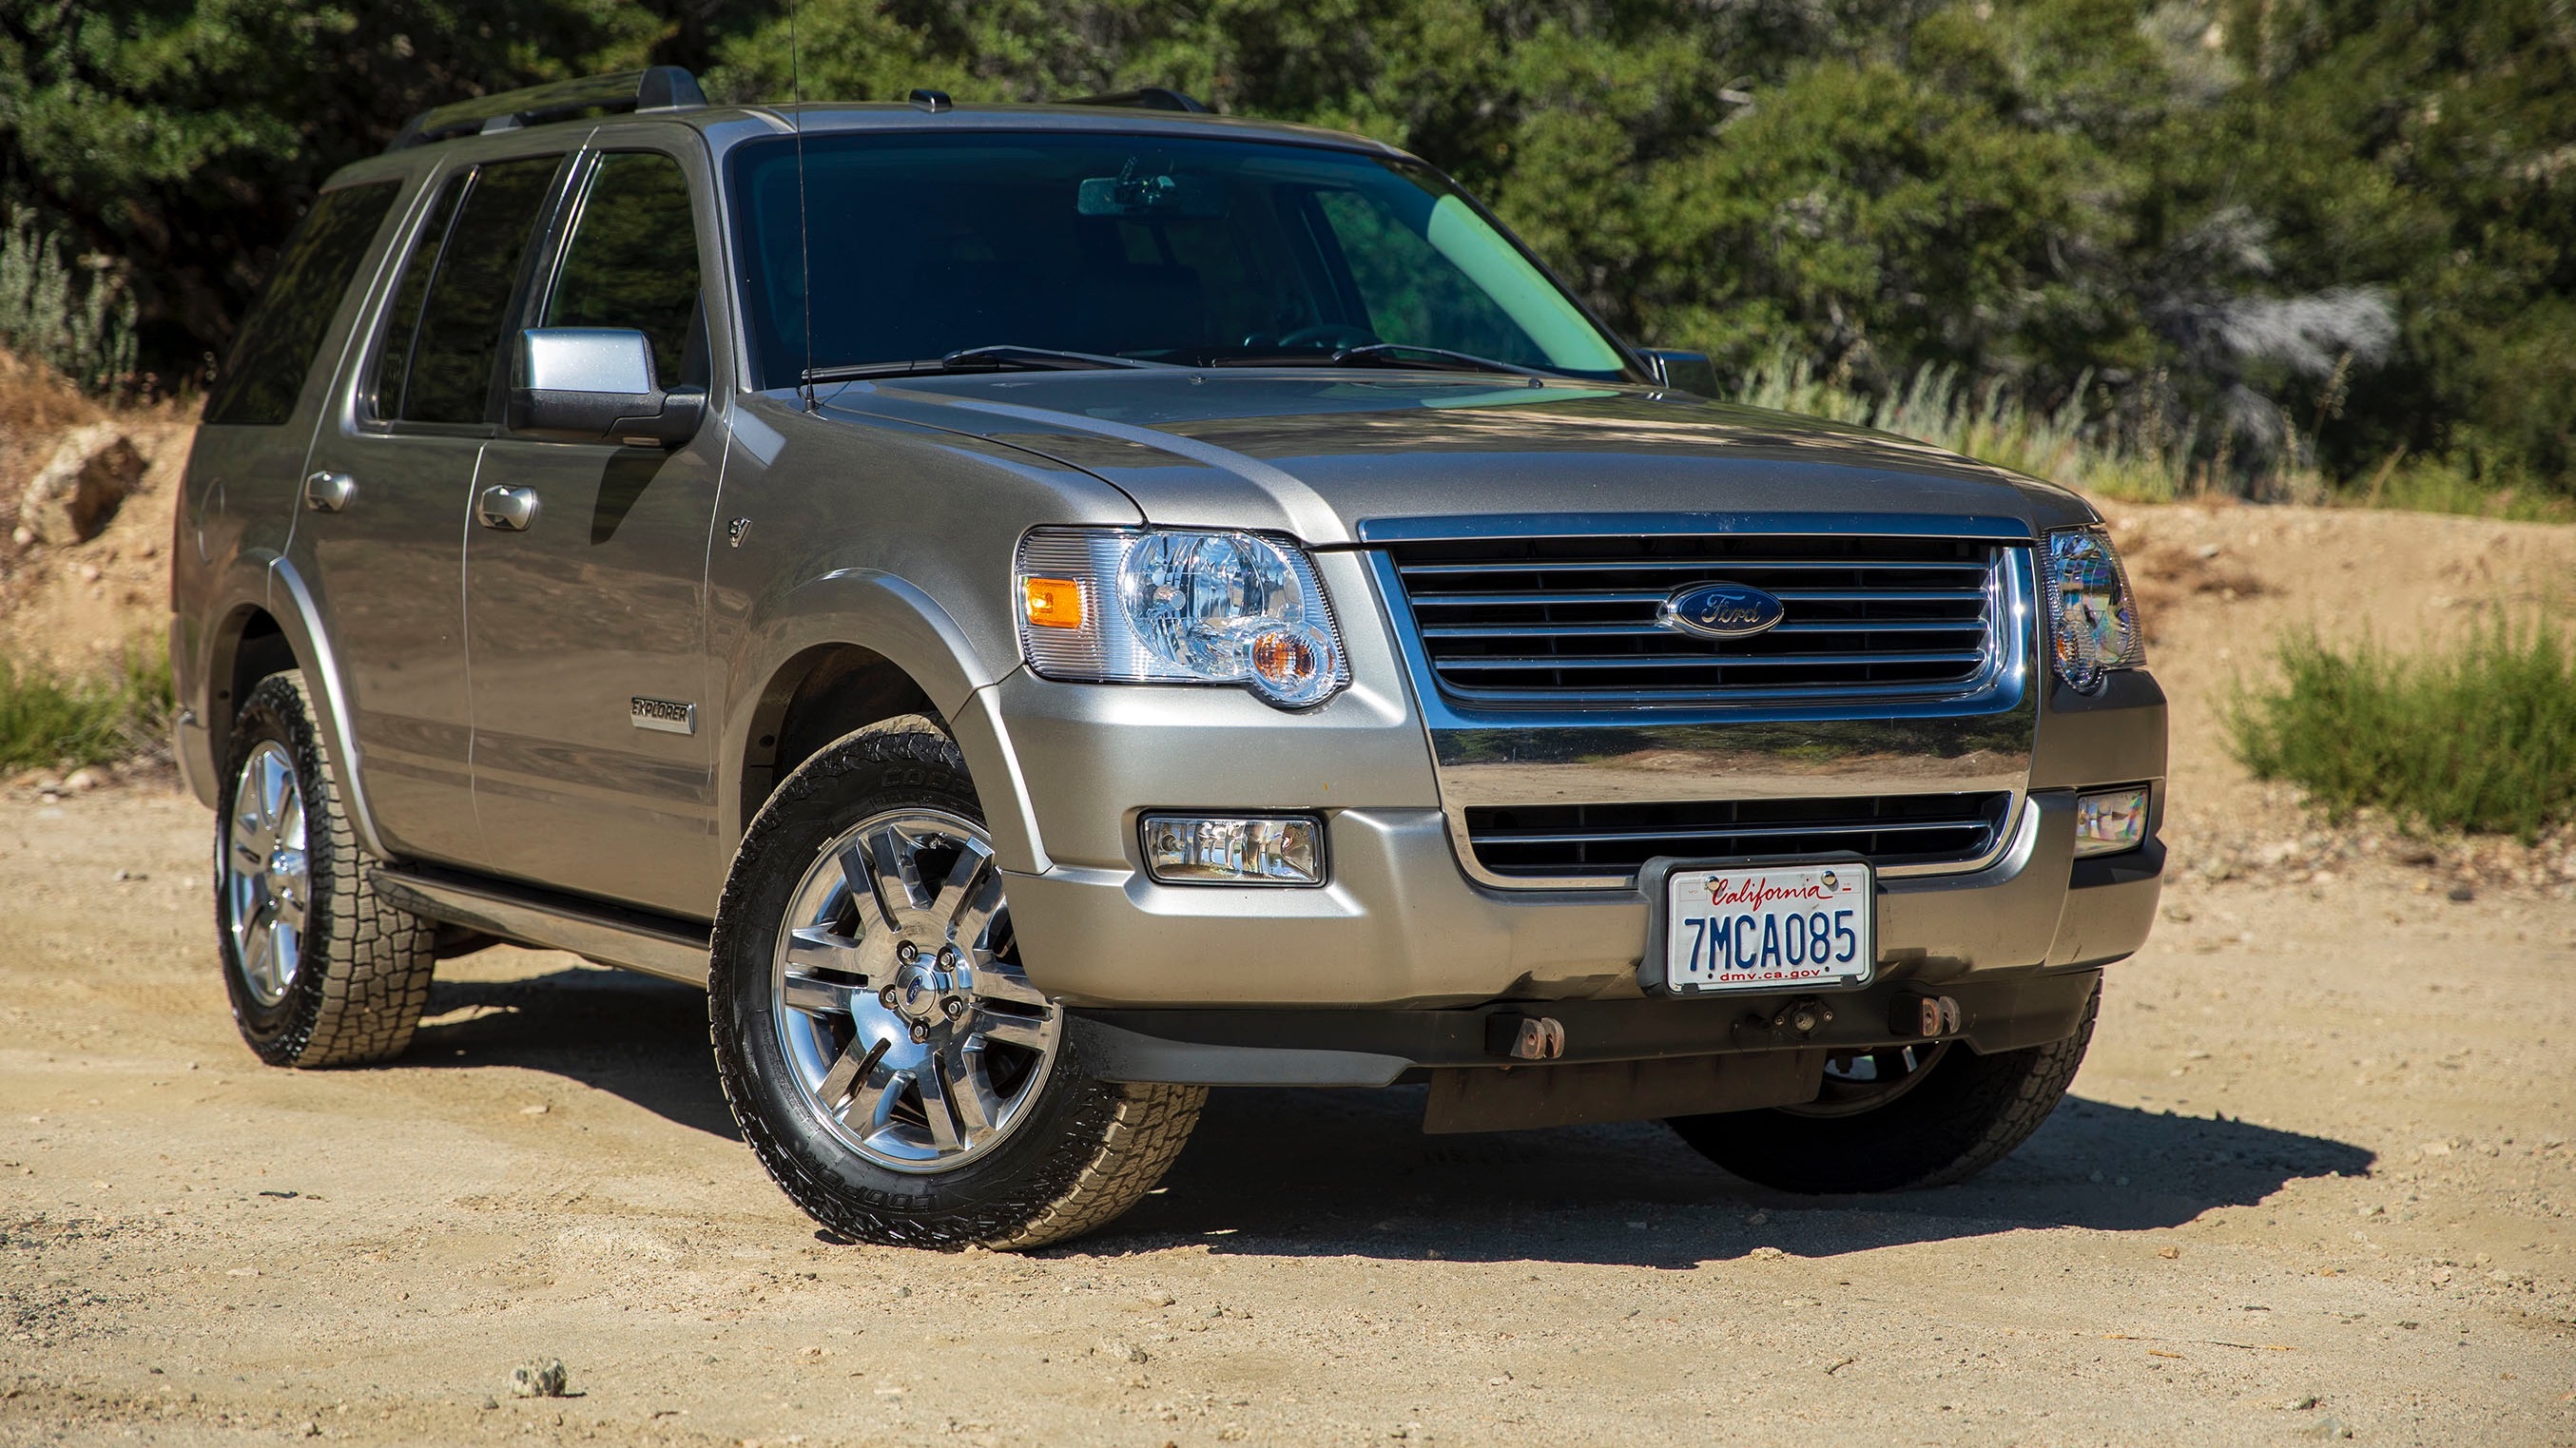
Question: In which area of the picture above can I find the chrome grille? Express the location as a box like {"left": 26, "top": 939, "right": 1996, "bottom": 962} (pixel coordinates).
{"left": 1388, "top": 534, "right": 2005, "bottom": 705}
{"left": 1463, "top": 793, "right": 2011, "bottom": 881}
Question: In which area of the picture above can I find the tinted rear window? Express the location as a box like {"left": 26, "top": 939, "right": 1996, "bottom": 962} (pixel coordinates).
{"left": 397, "top": 156, "right": 565, "bottom": 424}
{"left": 203, "top": 182, "right": 400, "bottom": 427}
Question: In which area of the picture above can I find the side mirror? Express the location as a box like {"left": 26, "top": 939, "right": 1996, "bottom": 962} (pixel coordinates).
{"left": 509, "top": 327, "right": 706, "bottom": 447}
{"left": 1637, "top": 348, "right": 1718, "bottom": 399}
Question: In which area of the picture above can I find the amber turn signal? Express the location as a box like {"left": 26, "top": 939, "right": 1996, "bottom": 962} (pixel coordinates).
{"left": 1021, "top": 576, "right": 1084, "bottom": 629}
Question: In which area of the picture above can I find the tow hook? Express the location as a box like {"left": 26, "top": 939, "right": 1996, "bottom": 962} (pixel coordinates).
{"left": 1485, "top": 1013, "right": 1566, "bottom": 1061}
{"left": 1890, "top": 994, "right": 1965, "bottom": 1038}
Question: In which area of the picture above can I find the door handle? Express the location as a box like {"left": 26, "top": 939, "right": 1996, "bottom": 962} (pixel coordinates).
{"left": 475, "top": 486, "right": 540, "bottom": 531}
{"left": 303, "top": 472, "right": 355, "bottom": 512}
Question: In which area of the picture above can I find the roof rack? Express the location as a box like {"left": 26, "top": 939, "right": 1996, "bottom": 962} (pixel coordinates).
{"left": 1059, "top": 87, "right": 1213, "bottom": 114}
{"left": 387, "top": 67, "right": 707, "bottom": 152}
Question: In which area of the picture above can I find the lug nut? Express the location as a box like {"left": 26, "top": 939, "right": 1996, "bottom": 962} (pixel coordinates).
{"left": 896, "top": 941, "right": 919, "bottom": 964}
{"left": 908, "top": 1022, "right": 930, "bottom": 1043}
{"left": 880, "top": 985, "right": 901, "bottom": 1011}
{"left": 939, "top": 995, "right": 965, "bottom": 1019}
{"left": 937, "top": 947, "right": 959, "bottom": 968}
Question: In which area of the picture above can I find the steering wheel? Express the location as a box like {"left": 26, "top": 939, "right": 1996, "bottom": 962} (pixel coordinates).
{"left": 1277, "top": 322, "right": 1379, "bottom": 350}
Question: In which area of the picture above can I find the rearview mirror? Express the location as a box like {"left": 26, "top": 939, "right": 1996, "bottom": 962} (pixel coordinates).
{"left": 509, "top": 327, "right": 705, "bottom": 448}
{"left": 1075, "top": 164, "right": 1224, "bottom": 219}
{"left": 1637, "top": 348, "right": 1718, "bottom": 399}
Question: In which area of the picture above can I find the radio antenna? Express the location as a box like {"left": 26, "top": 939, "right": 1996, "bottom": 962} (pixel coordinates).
{"left": 791, "top": 0, "right": 815, "bottom": 413}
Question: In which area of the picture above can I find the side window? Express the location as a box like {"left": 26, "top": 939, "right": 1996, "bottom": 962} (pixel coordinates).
{"left": 542, "top": 152, "right": 707, "bottom": 389}
{"left": 370, "top": 175, "right": 463, "bottom": 421}
{"left": 203, "top": 182, "right": 399, "bottom": 427}
{"left": 374, "top": 155, "right": 564, "bottom": 425}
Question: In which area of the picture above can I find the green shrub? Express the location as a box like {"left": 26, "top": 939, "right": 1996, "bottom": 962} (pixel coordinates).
{"left": 2226, "top": 619, "right": 2576, "bottom": 843}
{"left": 0, "top": 648, "right": 172, "bottom": 773}
{"left": 0, "top": 212, "right": 139, "bottom": 396}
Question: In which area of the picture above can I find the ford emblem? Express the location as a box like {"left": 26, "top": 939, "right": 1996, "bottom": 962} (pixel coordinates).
{"left": 1660, "top": 582, "right": 1785, "bottom": 640}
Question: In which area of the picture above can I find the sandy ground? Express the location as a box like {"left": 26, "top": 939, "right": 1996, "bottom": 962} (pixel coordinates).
{"left": 3, "top": 447, "right": 2574, "bottom": 1443}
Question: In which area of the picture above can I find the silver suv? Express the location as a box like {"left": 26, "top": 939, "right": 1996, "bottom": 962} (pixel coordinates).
{"left": 172, "top": 68, "right": 2164, "bottom": 1248}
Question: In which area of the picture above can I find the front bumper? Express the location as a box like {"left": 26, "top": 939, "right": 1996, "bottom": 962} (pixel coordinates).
{"left": 1003, "top": 785, "right": 2161, "bottom": 1009}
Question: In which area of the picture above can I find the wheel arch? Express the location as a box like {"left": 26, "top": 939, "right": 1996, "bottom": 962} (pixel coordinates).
{"left": 722, "top": 568, "right": 1048, "bottom": 874}
{"left": 216, "top": 556, "right": 396, "bottom": 860}
{"left": 739, "top": 644, "right": 942, "bottom": 831}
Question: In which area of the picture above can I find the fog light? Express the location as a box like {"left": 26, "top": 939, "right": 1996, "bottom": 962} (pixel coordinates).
{"left": 1141, "top": 814, "right": 1325, "bottom": 886}
{"left": 2074, "top": 786, "right": 2149, "bottom": 858}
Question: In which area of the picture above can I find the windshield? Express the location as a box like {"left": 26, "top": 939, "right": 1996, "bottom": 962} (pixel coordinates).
{"left": 726, "top": 129, "right": 1631, "bottom": 386}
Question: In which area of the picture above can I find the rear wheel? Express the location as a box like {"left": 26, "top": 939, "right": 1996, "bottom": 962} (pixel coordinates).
{"left": 217, "top": 673, "right": 436, "bottom": 1067}
{"left": 709, "top": 718, "right": 1203, "bottom": 1249}
{"left": 1668, "top": 984, "right": 2097, "bottom": 1193}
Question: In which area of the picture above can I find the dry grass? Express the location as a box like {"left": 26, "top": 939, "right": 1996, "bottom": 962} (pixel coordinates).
{"left": 0, "top": 644, "right": 172, "bottom": 774}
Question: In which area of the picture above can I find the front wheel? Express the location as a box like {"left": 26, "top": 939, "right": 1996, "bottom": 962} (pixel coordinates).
{"left": 708, "top": 717, "right": 1203, "bottom": 1249}
{"left": 1668, "top": 984, "right": 2098, "bottom": 1193}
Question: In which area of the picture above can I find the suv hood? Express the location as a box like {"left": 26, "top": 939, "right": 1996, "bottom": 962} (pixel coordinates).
{"left": 821, "top": 370, "right": 2099, "bottom": 544}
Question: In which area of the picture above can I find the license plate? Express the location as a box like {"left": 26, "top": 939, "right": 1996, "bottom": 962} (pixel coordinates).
{"left": 1659, "top": 859, "right": 1874, "bottom": 994}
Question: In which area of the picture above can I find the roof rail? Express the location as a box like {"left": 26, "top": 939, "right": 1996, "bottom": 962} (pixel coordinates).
{"left": 1058, "top": 87, "right": 1213, "bottom": 114}
{"left": 387, "top": 67, "right": 707, "bottom": 152}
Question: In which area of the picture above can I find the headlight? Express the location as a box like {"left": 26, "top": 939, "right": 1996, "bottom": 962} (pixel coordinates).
{"left": 1015, "top": 528, "right": 1350, "bottom": 708}
{"left": 2042, "top": 526, "right": 2144, "bottom": 694}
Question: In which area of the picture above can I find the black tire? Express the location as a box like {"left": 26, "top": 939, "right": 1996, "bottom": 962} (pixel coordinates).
{"left": 708, "top": 716, "right": 1204, "bottom": 1250}
{"left": 217, "top": 673, "right": 436, "bottom": 1067}
{"left": 1669, "top": 984, "right": 2098, "bottom": 1193}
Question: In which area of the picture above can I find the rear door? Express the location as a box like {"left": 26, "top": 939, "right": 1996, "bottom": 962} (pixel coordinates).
{"left": 463, "top": 142, "right": 727, "bottom": 914}
{"left": 299, "top": 150, "right": 571, "bottom": 866}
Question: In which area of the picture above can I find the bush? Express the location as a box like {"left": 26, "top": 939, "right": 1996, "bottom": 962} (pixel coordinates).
{"left": 0, "top": 213, "right": 138, "bottom": 396}
{"left": 0, "top": 648, "right": 173, "bottom": 774}
{"left": 2226, "top": 620, "right": 2576, "bottom": 843}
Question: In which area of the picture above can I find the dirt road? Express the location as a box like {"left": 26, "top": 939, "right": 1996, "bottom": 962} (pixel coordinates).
{"left": 1, "top": 790, "right": 2571, "bottom": 1446}
{"left": 5, "top": 496, "right": 2575, "bottom": 1445}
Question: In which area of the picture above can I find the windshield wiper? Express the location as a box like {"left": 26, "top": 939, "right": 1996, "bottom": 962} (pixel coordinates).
{"left": 804, "top": 345, "right": 1166, "bottom": 384}
{"left": 1209, "top": 341, "right": 1556, "bottom": 379}
{"left": 1335, "top": 342, "right": 1553, "bottom": 378}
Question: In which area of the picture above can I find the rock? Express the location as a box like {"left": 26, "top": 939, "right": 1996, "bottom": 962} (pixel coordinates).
{"left": 2446, "top": 883, "right": 2474, "bottom": 903}
{"left": 18, "top": 424, "right": 143, "bottom": 545}
{"left": 1093, "top": 1339, "right": 1148, "bottom": 1363}
{"left": 509, "top": 1358, "right": 569, "bottom": 1399}
{"left": 62, "top": 766, "right": 107, "bottom": 793}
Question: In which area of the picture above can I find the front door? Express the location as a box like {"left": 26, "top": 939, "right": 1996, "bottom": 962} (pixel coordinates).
{"left": 300, "top": 151, "right": 570, "bottom": 867}
{"left": 465, "top": 145, "right": 726, "bottom": 914}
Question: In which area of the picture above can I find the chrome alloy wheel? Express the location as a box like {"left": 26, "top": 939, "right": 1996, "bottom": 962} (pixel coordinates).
{"left": 770, "top": 810, "right": 1060, "bottom": 1173}
{"left": 223, "top": 741, "right": 310, "bottom": 1008}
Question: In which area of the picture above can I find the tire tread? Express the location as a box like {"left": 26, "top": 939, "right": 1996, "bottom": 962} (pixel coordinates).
{"left": 223, "top": 673, "right": 435, "bottom": 1068}
{"left": 710, "top": 717, "right": 1203, "bottom": 1251}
